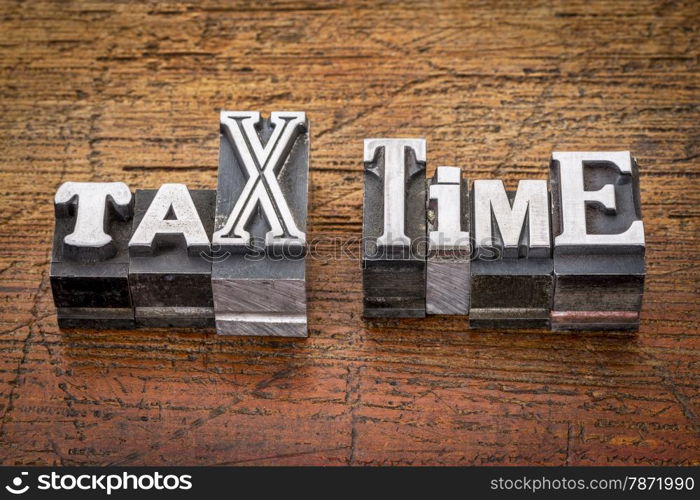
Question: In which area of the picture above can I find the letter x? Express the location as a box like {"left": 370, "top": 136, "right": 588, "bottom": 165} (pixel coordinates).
{"left": 213, "top": 111, "right": 307, "bottom": 248}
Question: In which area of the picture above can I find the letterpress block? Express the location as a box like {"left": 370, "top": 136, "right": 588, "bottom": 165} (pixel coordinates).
{"left": 549, "top": 151, "right": 645, "bottom": 331}
{"left": 426, "top": 167, "right": 470, "bottom": 315}
{"left": 128, "top": 185, "right": 215, "bottom": 328}
{"left": 470, "top": 180, "right": 553, "bottom": 328}
{"left": 212, "top": 111, "right": 309, "bottom": 337}
{"left": 363, "top": 138, "right": 427, "bottom": 318}
{"left": 50, "top": 182, "right": 135, "bottom": 329}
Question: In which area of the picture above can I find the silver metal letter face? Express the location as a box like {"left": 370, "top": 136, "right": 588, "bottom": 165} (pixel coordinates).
{"left": 50, "top": 181, "right": 135, "bottom": 329}
{"left": 214, "top": 111, "right": 307, "bottom": 250}
{"left": 426, "top": 167, "right": 470, "bottom": 315}
{"left": 212, "top": 111, "right": 309, "bottom": 337}
{"left": 549, "top": 151, "right": 645, "bottom": 331}
{"left": 129, "top": 183, "right": 210, "bottom": 256}
{"left": 470, "top": 179, "right": 553, "bottom": 329}
{"left": 364, "top": 138, "right": 426, "bottom": 248}
{"left": 473, "top": 179, "right": 550, "bottom": 258}
{"left": 362, "top": 138, "right": 427, "bottom": 318}
{"left": 55, "top": 181, "right": 133, "bottom": 259}
{"left": 551, "top": 151, "right": 645, "bottom": 250}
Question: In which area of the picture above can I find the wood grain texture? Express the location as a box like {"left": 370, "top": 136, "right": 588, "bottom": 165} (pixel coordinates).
{"left": 0, "top": 0, "right": 698, "bottom": 465}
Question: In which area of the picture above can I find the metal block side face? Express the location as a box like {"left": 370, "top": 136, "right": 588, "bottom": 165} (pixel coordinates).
{"left": 551, "top": 311, "right": 640, "bottom": 331}
{"left": 469, "top": 310, "right": 550, "bottom": 329}
{"left": 553, "top": 274, "right": 644, "bottom": 311}
{"left": 362, "top": 299, "right": 426, "bottom": 318}
{"left": 215, "top": 315, "right": 307, "bottom": 337}
{"left": 363, "top": 294, "right": 426, "bottom": 317}
{"left": 552, "top": 323, "right": 639, "bottom": 332}
{"left": 470, "top": 308, "right": 550, "bottom": 320}
{"left": 426, "top": 258, "right": 470, "bottom": 315}
{"left": 130, "top": 272, "right": 213, "bottom": 309}
{"left": 363, "top": 258, "right": 426, "bottom": 317}
{"left": 50, "top": 269, "right": 131, "bottom": 309}
{"left": 470, "top": 320, "right": 550, "bottom": 329}
{"left": 57, "top": 307, "right": 135, "bottom": 330}
{"left": 57, "top": 317, "right": 136, "bottom": 330}
{"left": 128, "top": 189, "right": 215, "bottom": 319}
{"left": 213, "top": 253, "right": 305, "bottom": 281}
{"left": 135, "top": 309, "right": 215, "bottom": 329}
{"left": 554, "top": 252, "right": 645, "bottom": 276}
{"left": 212, "top": 278, "right": 306, "bottom": 314}
{"left": 213, "top": 112, "right": 309, "bottom": 336}
{"left": 470, "top": 305, "right": 550, "bottom": 328}
{"left": 472, "top": 257, "right": 553, "bottom": 277}
{"left": 470, "top": 274, "right": 553, "bottom": 310}
{"left": 363, "top": 259, "right": 426, "bottom": 298}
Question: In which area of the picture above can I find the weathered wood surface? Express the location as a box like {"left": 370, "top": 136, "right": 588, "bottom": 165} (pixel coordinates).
{"left": 0, "top": 0, "right": 698, "bottom": 465}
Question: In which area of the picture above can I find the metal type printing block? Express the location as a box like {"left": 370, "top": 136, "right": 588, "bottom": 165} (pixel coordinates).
{"left": 128, "top": 185, "right": 215, "bottom": 328}
{"left": 362, "top": 138, "right": 427, "bottom": 318}
{"left": 50, "top": 182, "right": 135, "bottom": 329}
{"left": 549, "top": 151, "right": 645, "bottom": 331}
{"left": 426, "top": 166, "right": 470, "bottom": 315}
{"left": 212, "top": 111, "right": 309, "bottom": 337}
{"left": 470, "top": 180, "right": 553, "bottom": 328}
